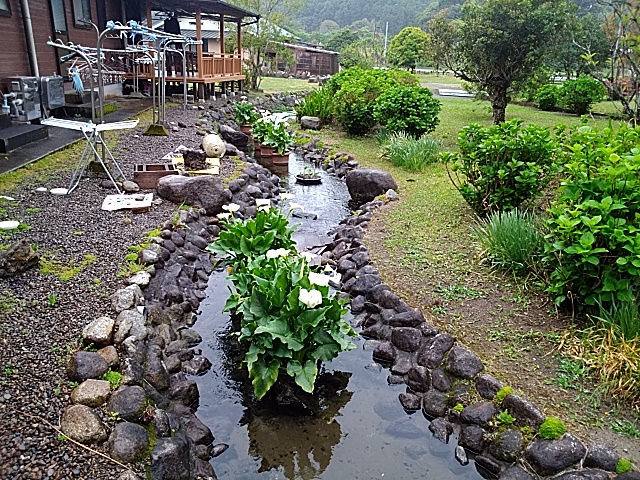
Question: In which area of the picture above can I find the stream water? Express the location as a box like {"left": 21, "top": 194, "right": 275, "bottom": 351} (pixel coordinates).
{"left": 191, "top": 155, "right": 486, "bottom": 479}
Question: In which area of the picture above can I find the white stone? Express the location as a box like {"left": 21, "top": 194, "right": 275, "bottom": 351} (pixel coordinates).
{"left": 126, "top": 271, "right": 151, "bottom": 287}
{"left": 82, "top": 316, "right": 115, "bottom": 345}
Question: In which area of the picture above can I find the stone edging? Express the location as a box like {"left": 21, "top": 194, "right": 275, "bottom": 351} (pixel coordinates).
{"left": 60, "top": 153, "right": 638, "bottom": 480}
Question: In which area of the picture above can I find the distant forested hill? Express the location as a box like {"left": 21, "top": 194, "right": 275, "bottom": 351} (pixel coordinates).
{"left": 294, "top": 0, "right": 603, "bottom": 35}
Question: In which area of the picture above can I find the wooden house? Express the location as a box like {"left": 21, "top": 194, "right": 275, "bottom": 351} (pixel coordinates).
{"left": 0, "top": 0, "right": 258, "bottom": 97}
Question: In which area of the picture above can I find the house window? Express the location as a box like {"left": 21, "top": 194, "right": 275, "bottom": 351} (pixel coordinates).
{"left": 0, "top": 0, "right": 11, "bottom": 17}
{"left": 72, "top": 0, "right": 92, "bottom": 27}
{"left": 50, "top": 0, "right": 67, "bottom": 34}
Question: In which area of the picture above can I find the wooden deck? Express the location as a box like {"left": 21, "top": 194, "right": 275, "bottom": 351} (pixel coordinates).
{"left": 123, "top": 52, "right": 244, "bottom": 85}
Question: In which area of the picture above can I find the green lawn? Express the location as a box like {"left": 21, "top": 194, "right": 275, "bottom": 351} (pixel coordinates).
{"left": 416, "top": 72, "right": 464, "bottom": 86}
{"left": 258, "top": 77, "right": 317, "bottom": 94}
{"left": 434, "top": 97, "right": 617, "bottom": 150}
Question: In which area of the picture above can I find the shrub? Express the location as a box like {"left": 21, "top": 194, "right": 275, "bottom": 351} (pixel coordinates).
{"left": 295, "top": 87, "right": 333, "bottom": 125}
{"left": 537, "top": 417, "right": 566, "bottom": 440}
{"left": 474, "top": 209, "right": 545, "bottom": 274}
{"left": 545, "top": 125, "right": 640, "bottom": 307}
{"left": 324, "top": 67, "right": 367, "bottom": 96}
{"left": 559, "top": 75, "right": 607, "bottom": 115}
{"left": 379, "top": 132, "right": 440, "bottom": 172}
{"left": 387, "top": 69, "right": 420, "bottom": 87}
{"left": 373, "top": 86, "right": 441, "bottom": 137}
{"left": 333, "top": 69, "right": 397, "bottom": 136}
{"left": 493, "top": 386, "right": 513, "bottom": 404}
{"left": 617, "top": 459, "right": 634, "bottom": 474}
{"left": 535, "top": 84, "right": 560, "bottom": 111}
{"left": 442, "top": 120, "right": 562, "bottom": 216}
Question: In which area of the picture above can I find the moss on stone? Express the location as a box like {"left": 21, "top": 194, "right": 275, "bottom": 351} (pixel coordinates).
{"left": 537, "top": 417, "right": 566, "bottom": 440}
{"left": 616, "top": 458, "right": 633, "bottom": 474}
{"left": 493, "top": 386, "right": 513, "bottom": 404}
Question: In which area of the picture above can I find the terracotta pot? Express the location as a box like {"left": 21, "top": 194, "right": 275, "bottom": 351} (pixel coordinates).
{"left": 259, "top": 145, "right": 273, "bottom": 167}
{"left": 271, "top": 152, "right": 290, "bottom": 167}
{"left": 239, "top": 124, "right": 252, "bottom": 135}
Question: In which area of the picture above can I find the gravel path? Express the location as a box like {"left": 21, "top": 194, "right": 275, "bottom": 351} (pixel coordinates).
{"left": 0, "top": 102, "right": 237, "bottom": 480}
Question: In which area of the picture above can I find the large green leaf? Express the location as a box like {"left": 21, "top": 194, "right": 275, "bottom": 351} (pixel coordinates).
{"left": 286, "top": 359, "right": 318, "bottom": 393}
{"left": 255, "top": 318, "right": 291, "bottom": 336}
{"left": 296, "top": 308, "right": 327, "bottom": 329}
{"left": 250, "top": 358, "right": 280, "bottom": 400}
{"left": 312, "top": 342, "right": 340, "bottom": 362}
{"left": 249, "top": 290, "right": 271, "bottom": 319}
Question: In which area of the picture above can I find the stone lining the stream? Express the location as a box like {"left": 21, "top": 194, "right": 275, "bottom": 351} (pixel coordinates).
{"left": 59, "top": 110, "right": 638, "bottom": 479}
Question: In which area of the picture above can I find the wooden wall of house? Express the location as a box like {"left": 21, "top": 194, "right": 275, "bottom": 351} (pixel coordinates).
{"left": 0, "top": 0, "right": 124, "bottom": 92}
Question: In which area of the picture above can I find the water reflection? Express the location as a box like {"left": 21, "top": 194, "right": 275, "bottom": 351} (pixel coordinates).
{"left": 244, "top": 374, "right": 353, "bottom": 479}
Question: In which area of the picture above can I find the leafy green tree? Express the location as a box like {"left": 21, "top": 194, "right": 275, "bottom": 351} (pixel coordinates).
{"left": 228, "top": 0, "right": 305, "bottom": 90}
{"left": 387, "top": 27, "right": 429, "bottom": 72}
{"left": 324, "top": 28, "right": 361, "bottom": 52}
{"left": 429, "top": 0, "right": 570, "bottom": 124}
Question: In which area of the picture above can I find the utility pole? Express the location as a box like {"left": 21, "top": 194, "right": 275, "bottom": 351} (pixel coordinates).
{"left": 383, "top": 21, "right": 389, "bottom": 62}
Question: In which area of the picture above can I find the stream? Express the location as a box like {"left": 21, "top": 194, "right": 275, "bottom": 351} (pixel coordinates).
{"left": 190, "top": 154, "right": 486, "bottom": 479}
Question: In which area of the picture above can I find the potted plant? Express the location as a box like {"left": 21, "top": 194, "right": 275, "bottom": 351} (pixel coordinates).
{"left": 234, "top": 101, "right": 259, "bottom": 134}
{"left": 296, "top": 166, "right": 322, "bottom": 185}
{"left": 251, "top": 119, "right": 273, "bottom": 165}
{"left": 264, "top": 122, "right": 293, "bottom": 166}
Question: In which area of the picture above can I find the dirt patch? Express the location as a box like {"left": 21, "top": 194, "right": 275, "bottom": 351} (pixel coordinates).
{"left": 365, "top": 199, "right": 640, "bottom": 462}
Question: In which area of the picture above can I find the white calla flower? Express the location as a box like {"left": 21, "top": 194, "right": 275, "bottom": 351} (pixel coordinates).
{"left": 331, "top": 272, "right": 342, "bottom": 284}
{"left": 222, "top": 203, "right": 240, "bottom": 212}
{"left": 257, "top": 205, "right": 270, "bottom": 212}
{"left": 255, "top": 199, "right": 271, "bottom": 206}
{"left": 266, "top": 248, "right": 289, "bottom": 259}
{"left": 216, "top": 212, "right": 232, "bottom": 220}
{"left": 300, "top": 251, "right": 315, "bottom": 262}
{"left": 280, "top": 192, "right": 295, "bottom": 200}
{"left": 308, "top": 271, "right": 331, "bottom": 287}
{"left": 289, "top": 202, "right": 304, "bottom": 211}
{"left": 299, "top": 288, "right": 323, "bottom": 309}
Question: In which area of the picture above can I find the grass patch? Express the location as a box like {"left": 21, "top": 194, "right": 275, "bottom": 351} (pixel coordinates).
{"left": 379, "top": 132, "right": 440, "bottom": 172}
{"left": 258, "top": 77, "right": 317, "bottom": 94}
{"left": 473, "top": 208, "right": 546, "bottom": 275}
{"left": 39, "top": 253, "right": 97, "bottom": 281}
{"left": 416, "top": 72, "right": 465, "bottom": 86}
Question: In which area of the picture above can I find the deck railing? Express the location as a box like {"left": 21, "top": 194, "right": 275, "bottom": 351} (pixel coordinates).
{"left": 124, "top": 52, "right": 243, "bottom": 80}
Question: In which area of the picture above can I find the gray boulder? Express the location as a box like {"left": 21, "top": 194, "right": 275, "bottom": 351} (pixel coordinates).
{"left": 111, "top": 285, "right": 143, "bottom": 313}
{"left": 584, "top": 444, "right": 619, "bottom": 472}
{"left": 0, "top": 240, "right": 39, "bottom": 277}
{"left": 67, "top": 351, "right": 109, "bottom": 382}
{"left": 60, "top": 405, "right": 107, "bottom": 444}
{"left": 219, "top": 124, "right": 249, "bottom": 149}
{"left": 157, "top": 175, "right": 229, "bottom": 214}
{"left": 445, "top": 346, "right": 484, "bottom": 379}
{"left": 107, "top": 422, "right": 150, "bottom": 463}
{"left": 489, "top": 428, "right": 524, "bottom": 462}
{"left": 502, "top": 394, "right": 544, "bottom": 429}
{"left": 150, "top": 437, "right": 191, "bottom": 480}
{"left": 107, "top": 385, "right": 147, "bottom": 422}
{"left": 346, "top": 168, "right": 398, "bottom": 204}
{"left": 300, "top": 116, "right": 321, "bottom": 130}
{"left": 70, "top": 379, "right": 111, "bottom": 407}
{"left": 525, "top": 434, "right": 587, "bottom": 477}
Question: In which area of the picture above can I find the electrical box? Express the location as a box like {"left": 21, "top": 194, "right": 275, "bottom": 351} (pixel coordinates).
{"left": 40, "top": 76, "right": 65, "bottom": 110}
{"left": 8, "top": 76, "right": 41, "bottom": 122}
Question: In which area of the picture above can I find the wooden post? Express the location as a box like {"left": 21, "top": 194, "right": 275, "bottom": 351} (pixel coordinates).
{"left": 146, "top": 2, "right": 151, "bottom": 27}
{"left": 237, "top": 21, "right": 242, "bottom": 76}
{"left": 219, "top": 14, "right": 225, "bottom": 75}
{"left": 196, "top": 6, "right": 202, "bottom": 80}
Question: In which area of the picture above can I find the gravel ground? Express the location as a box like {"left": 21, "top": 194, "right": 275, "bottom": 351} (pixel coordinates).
{"left": 0, "top": 102, "right": 238, "bottom": 480}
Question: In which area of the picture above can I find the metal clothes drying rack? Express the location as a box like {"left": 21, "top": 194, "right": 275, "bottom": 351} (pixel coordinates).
{"left": 41, "top": 117, "right": 139, "bottom": 194}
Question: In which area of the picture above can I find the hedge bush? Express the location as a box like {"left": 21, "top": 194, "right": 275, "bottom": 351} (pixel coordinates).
{"left": 559, "top": 75, "right": 607, "bottom": 115}
{"left": 442, "top": 120, "right": 562, "bottom": 216}
{"left": 373, "top": 86, "right": 441, "bottom": 137}
{"left": 545, "top": 124, "right": 640, "bottom": 307}
{"left": 333, "top": 69, "right": 397, "bottom": 136}
{"left": 535, "top": 84, "right": 560, "bottom": 111}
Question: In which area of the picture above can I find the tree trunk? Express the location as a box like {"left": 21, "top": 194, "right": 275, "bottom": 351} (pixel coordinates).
{"left": 488, "top": 85, "right": 508, "bottom": 124}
